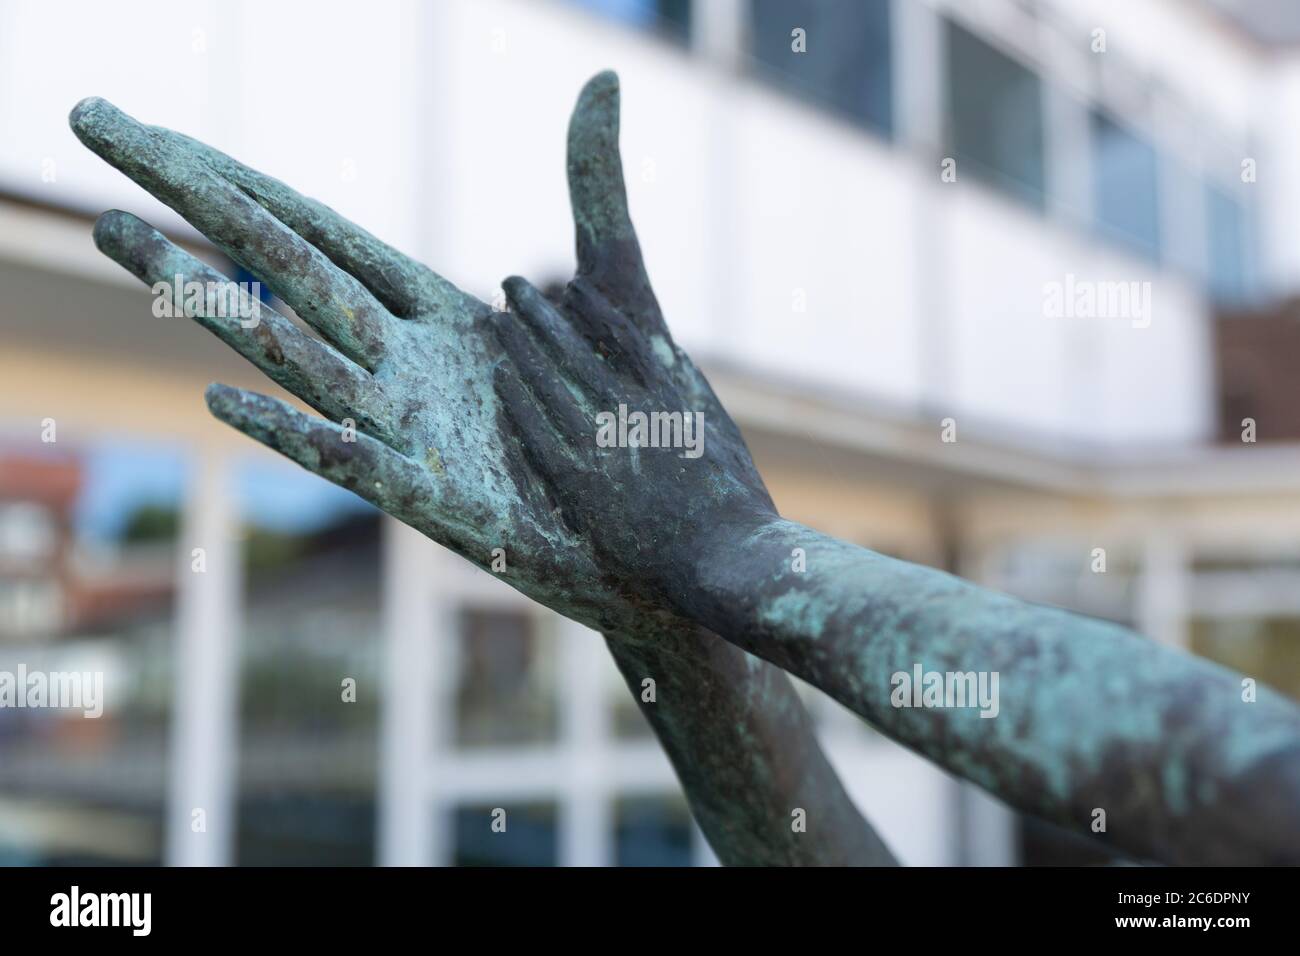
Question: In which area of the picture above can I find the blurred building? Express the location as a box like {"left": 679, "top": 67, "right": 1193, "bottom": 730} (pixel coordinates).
{"left": 0, "top": 456, "right": 80, "bottom": 638}
{"left": 3, "top": 0, "right": 1300, "bottom": 866}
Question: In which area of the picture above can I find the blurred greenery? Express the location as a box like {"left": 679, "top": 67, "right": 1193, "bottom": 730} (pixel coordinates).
{"left": 119, "top": 504, "right": 178, "bottom": 542}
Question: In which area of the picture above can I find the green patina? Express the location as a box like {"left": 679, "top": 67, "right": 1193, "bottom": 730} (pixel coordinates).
{"left": 71, "top": 72, "right": 897, "bottom": 867}
{"left": 70, "top": 69, "right": 1300, "bottom": 867}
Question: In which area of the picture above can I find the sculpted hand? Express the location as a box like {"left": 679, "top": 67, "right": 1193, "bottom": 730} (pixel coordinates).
{"left": 490, "top": 79, "right": 775, "bottom": 613}
{"left": 71, "top": 73, "right": 896, "bottom": 866}
{"left": 488, "top": 85, "right": 1300, "bottom": 870}
{"left": 69, "top": 77, "right": 681, "bottom": 637}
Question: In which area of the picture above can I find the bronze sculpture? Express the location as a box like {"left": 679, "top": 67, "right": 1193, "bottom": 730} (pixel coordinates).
{"left": 70, "top": 72, "right": 1300, "bottom": 866}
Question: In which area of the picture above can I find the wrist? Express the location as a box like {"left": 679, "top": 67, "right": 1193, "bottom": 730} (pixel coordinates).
{"left": 673, "top": 510, "right": 807, "bottom": 638}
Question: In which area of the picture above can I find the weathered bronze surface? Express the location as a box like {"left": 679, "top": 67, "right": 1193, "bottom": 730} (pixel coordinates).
{"left": 71, "top": 73, "right": 893, "bottom": 866}
{"left": 72, "top": 72, "right": 1300, "bottom": 866}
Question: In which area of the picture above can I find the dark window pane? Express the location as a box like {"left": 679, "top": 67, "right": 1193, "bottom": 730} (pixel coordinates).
{"left": 454, "top": 610, "right": 557, "bottom": 747}
{"left": 454, "top": 803, "right": 558, "bottom": 866}
{"left": 1191, "top": 618, "right": 1300, "bottom": 702}
{"left": 236, "top": 794, "right": 375, "bottom": 866}
{"left": 569, "top": 0, "right": 690, "bottom": 43}
{"left": 1092, "top": 112, "right": 1161, "bottom": 260}
{"left": 750, "top": 0, "right": 893, "bottom": 136}
{"left": 614, "top": 796, "right": 693, "bottom": 865}
{"left": 1192, "top": 554, "right": 1300, "bottom": 573}
{"left": 1207, "top": 184, "right": 1249, "bottom": 304}
{"left": 945, "top": 21, "right": 1045, "bottom": 206}
{"left": 235, "top": 479, "right": 382, "bottom": 865}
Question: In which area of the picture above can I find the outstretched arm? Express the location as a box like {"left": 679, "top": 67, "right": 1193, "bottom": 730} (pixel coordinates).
{"left": 607, "top": 624, "right": 895, "bottom": 865}
{"left": 69, "top": 77, "right": 895, "bottom": 866}
{"left": 496, "top": 254, "right": 1300, "bottom": 867}
{"left": 681, "top": 516, "right": 1300, "bottom": 865}
{"left": 486, "top": 80, "right": 1300, "bottom": 867}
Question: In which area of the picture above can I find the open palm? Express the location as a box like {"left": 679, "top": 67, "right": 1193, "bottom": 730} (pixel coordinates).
{"left": 72, "top": 73, "right": 710, "bottom": 637}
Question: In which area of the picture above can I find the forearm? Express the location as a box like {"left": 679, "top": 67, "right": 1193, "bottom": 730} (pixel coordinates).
{"left": 681, "top": 515, "right": 1300, "bottom": 865}
{"left": 603, "top": 621, "right": 897, "bottom": 866}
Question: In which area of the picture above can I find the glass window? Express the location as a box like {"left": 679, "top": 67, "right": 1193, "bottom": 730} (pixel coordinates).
{"left": 234, "top": 459, "right": 383, "bottom": 865}
{"left": 1192, "top": 553, "right": 1300, "bottom": 574}
{"left": 454, "top": 610, "right": 557, "bottom": 747}
{"left": 237, "top": 794, "right": 375, "bottom": 866}
{"left": 1206, "top": 184, "right": 1250, "bottom": 304}
{"left": 1092, "top": 112, "right": 1161, "bottom": 260}
{"left": 453, "top": 802, "right": 558, "bottom": 866}
{"left": 1191, "top": 618, "right": 1300, "bottom": 701}
{"left": 0, "top": 441, "right": 184, "bottom": 865}
{"left": 750, "top": 0, "right": 893, "bottom": 136}
{"left": 944, "top": 20, "right": 1046, "bottom": 207}
{"left": 568, "top": 0, "right": 690, "bottom": 43}
{"left": 614, "top": 795, "right": 694, "bottom": 865}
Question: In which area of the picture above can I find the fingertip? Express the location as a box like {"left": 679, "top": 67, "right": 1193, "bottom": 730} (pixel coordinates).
{"left": 570, "top": 70, "right": 620, "bottom": 139}
{"left": 501, "top": 275, "right": 535, "bottom": 303}
{"left": 68, "top": 96, "right": 108, "bottom": 133}
{"left": 92, "top": 209, "right": 150, "bottom": 254}
{"left": 583, "top": 70, "right": 619, "bottom": 99}
{"left": 68, "top": 96, "right": 131, "bottom": 150}
{"left": 567, "top": 70, "right": 634, "bottom": 251}
{"left": 204, "top": 382, "right": 242, "bottom": 418}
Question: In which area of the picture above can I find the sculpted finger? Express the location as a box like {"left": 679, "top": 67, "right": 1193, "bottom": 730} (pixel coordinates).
{"left": 563, "top": 276, "right": 660, "bottom": 388}
{"left": 490, "top": 312, "right": 590, "bottom": 444}
{"left": 70, "top": 97, "right": 394, "bottom": 368}
{"left": 566, "top": 71, "right": 662, "bottom": 325}
{"left": 204, "top": 384, "right": 460, "bottom": 538}
{"left": 93, "top": 210, "right": 401, "bottom": 449}
{"left": 162, "top": 127, "right": 480, "bottom": 322}
{"left": 501, "top": 275, "right": 617, "bottom": 395}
